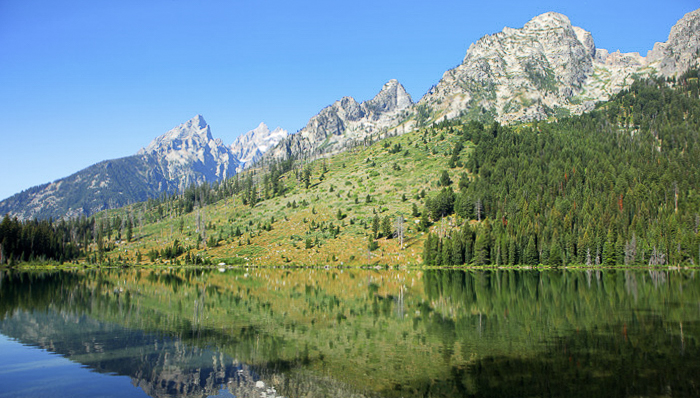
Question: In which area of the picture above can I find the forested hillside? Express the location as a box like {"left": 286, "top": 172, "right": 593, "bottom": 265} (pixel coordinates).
{"left": 2, "top": 74, "right": 700, "bottom": 267}
{"left": 424, "top": 73, "right": 700, "bottom": 266}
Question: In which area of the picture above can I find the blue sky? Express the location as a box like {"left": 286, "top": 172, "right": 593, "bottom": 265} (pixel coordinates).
{"left": 0, "top": 0, "right": 697, "bottom": 201}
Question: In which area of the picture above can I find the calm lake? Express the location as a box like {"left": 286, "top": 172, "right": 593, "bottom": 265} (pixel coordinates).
{"left": 0, "top": 267, "right": 699, "bottom": 397}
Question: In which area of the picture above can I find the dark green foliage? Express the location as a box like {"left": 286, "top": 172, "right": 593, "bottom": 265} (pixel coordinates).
{"left": 0, "top": 215, "right": 82, "bottom": 264}
{"left": 368, "top": 235, "right": 379, "bottom": 251}
{"left": 441, "top": 238, "right": 452, "bottom": 265}
{"left": 423, "top": 76, "right": 700, "bottom": 266}
{"left": 419, "top": 211, "right": 431, "bottom": 232}
{"left": 422, "top": 234, "right": 437, "bottom": 266}
{"left": 161, "top": 239, "right": 183, "bottom": 259}
{"left": 147, "top": 248, "right": 159, "bottom": 262}
{"left": 454, "top": 191, "right": 473, "bottom": 219}
{"left": 448, "top": 140, "right": 465, "bottom": 168}
{"left": 412, "top": 203, "right": 420, "bottom": 217}
{"left": 438, "top": 170, "right": 452, "bottom": 187}
{"left": 458, "top": 172, "right": 470, "bottom": 191}
{"left": 302, "top": 165, "right": 312, "bottom": 189}
{"left": 602, "top": 229, "right": 616, "bottom": 267}
{"left": 387, "top": 142, "right": 403, "bottom": 154}
{"left": 126, "top": 218, "right": 133, "bottom": 242}
{"left": 473, "top": 227, "right": 490, "bottom": 266}
{"left": 381, "top": 216, "right": 392, "bottom": 239}
{"left": 372, "top": 215, "right": 380, "bottom": 238}
{"left": 426, "top": 188, "right": 455, "bottom": 220}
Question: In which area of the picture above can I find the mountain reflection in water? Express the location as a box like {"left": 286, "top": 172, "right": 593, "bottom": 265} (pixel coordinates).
{"left": 0, "top": 268, "right": 699, "bottom": 398}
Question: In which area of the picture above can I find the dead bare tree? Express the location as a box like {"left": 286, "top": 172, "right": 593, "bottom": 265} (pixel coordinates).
{"left": 649, "top": 246, "right": 666, "bottom": 266}
{"left": 475, "top": 199, "right": 483, "bottom": 222}
{"left": 395, "top": 215, "right": 405, "bottom": 250}
{"left": 624, "top": 234, "right": 637, "bottom": 265}
{"left": 585, "top": 248, "right": 592, "bottom": 266}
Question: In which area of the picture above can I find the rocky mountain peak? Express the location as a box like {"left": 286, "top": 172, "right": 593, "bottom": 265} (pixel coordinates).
{"left": 251, "top": 122, "right": 270, "bottom": 135}
{"left": 230, "top": 122, "right": 289, "bottom": 168}
{"left": 189, "top": 114, "right": 208, "bottom": 129}
{"left": 139, "top": 115, "right": 214, "bottom": 155}
{"left": 175, "top": 114, "right": 211, "bottom": 140}
{"left": 264, "top": 79, "right": 416, "bottom": 162}
{"left": 363, "top": 79, "right": 413, "bottom": 117}
{"left": 523, "top": 12, "right": 573, "bottom": 31}
{"left": 136, "top": 115, "right": 238, "bottom": 190}
{"left": 424, "top": 11, "right": 595, "bottom": 123}
{"left": 647, "top": 8, "right": 700, "bottom": 77}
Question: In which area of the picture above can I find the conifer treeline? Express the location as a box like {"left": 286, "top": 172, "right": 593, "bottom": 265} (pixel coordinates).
{"left": 424, "top": 75, "right": 700, "bottom": 266}
{"left": 0, "top": 216, "right": 86, "bottom": 264}
{"left": 0, "top": 157, "right": 295, "bottom": 264}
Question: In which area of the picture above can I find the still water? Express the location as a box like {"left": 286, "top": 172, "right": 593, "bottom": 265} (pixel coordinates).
{"left": 0, "top": 267, "right": 698, "bottom": 397}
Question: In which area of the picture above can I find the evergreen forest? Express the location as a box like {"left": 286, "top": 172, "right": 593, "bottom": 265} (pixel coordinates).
{"left": 424, "top": 74, "right": 700, "bottom": 266}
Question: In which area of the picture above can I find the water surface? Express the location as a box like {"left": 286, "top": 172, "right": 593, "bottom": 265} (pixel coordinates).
{"left": 0, "top": 268, "right": 698, "bottom": 397}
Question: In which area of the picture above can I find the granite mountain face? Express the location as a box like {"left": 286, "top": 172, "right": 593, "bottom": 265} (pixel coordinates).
{"left": 137, "top": 115, "right": 239, "bottom": 188}
{"left": 647, "top": 8, "right": 700, "bottom": 77}
{"left": 230, "top": 123, "right": 289, "bottom": 171}
{"left": 419, "top": 9, "right": 700, "bottom": 124}
{"left": 2, "top": 8, "right": 700, "bottom": 220}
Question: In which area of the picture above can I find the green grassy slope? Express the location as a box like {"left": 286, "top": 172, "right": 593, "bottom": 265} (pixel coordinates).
{"left": 93, "top": 120, "right": 474, "bottom": 267}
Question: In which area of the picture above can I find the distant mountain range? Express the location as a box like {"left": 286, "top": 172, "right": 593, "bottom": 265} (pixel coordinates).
{"left": 2, "top": 8, "right": 699, "bottom": 220}
{"left": 0, "top": 116, "right": 288, "bottom": 220}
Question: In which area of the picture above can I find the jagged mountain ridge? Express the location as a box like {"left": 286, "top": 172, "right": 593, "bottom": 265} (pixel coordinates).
{"left": 422, "top": 8, "right": 700, "bottom": 124}
{"left": 0, "top": 116, "right": 283, "bottom": 220}
{"left": 265, "top": 79, "right": 414, "bottom": 162}
{"left": 3, "top": 8, "right": 699, "bottom": 220}
{"left": 420, "top": 12, "right": 598, "bottom": 122}
{"left": 420, "top": 12, "right": 665, "bottom": 123}
{"left": 263, "top": 9, "right": 700, "bottom": 164}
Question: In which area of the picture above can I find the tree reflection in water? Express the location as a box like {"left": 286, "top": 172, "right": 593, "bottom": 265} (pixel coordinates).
{"left": 0, "top": 268, "right": 698, "bottom": 397}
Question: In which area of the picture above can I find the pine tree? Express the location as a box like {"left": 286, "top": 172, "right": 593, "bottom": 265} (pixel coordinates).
{"left": 442, "top": 238, "right": 453, "bottom": 265}
{"left": 439, "top": 170, "right": 452, "bottom": 187}
{"left": 615, "top": 233, "right": 625, "bottom": 266}
{"left": 372, "top": 215, "right": 380, "bottom": 238}
{"left": 423, "top": 234, "right": 436, "bottom": 265}
{"left": 381, "top": 216, "right": 392, "bottom": 239}
{"left": 451, "top": 233, "right": 464, "bottom": 265}
{"left": 474, "top": 231, "right": 490, "bottom": 265}
{"left": 126, "top": 218, "right": 133, "bottom": 242}
{"left": 419, "top": 211, "right": 430, "bottom": 232}
{"left": 508, "top": 237, "right": 517, "bottom": 265}
{"left": 603, "top": 229, "right": 616, "bottom": 266}
{"left": 524, "top": 236, "right": 538, "bottom": 265}
{"left": 302, "top": 166, "right": 312, "bottom": 189}
{"left": 549, "top": 238, "right": 562, "bottom": 267}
